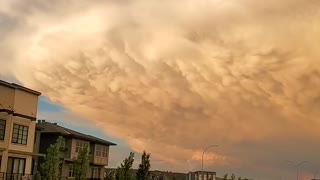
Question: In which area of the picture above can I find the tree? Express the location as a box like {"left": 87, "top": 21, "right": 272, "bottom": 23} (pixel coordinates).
{"left": 238, "top": 177, "right": 242, "bottom": 180}
{"left": 116, "top": 152, "right": 135, "bottom": 180}
{"left": 136, "top": 151, "right": 151, "bottom": 180}
{"left": 41, "top": 136, "right": 64, "bottom": 180}
{"left": 223, "top": 173, "right": 228, "bottom": 180}
{"left": 231, "top": 173, "right": 235, "bottom": 180}
{"left": 73, "top": 145, "right": 90, "bottom": 180}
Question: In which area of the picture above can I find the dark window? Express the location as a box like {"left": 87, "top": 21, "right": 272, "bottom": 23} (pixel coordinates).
{"left": 0, "top": 120, "right": 6, "bottom": 140}
{"left": 69, "top": 165, "right": 74, "bottom": 177}
{"left": 91, "top": 167, "right": 101, "bottom": 178}
{"left": 7, "top": 157, "right": 26, "bottom": 174}
{"left": 12, "top": 124, "right": 28, "bottom": 145}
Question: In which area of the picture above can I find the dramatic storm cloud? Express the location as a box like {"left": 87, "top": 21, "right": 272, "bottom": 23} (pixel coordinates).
{"left": 1, "top": 0, "right": 320, "bottom": 179}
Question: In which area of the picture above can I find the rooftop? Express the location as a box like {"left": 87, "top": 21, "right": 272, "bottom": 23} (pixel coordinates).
{"left": 0, "top": 80, "right": 41, "bottom": 96}
{"left": 37, "top": 120, "right": 116, "bottom": 146}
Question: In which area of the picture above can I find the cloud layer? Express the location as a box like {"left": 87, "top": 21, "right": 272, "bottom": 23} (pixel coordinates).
{"left": 1, "top": 0, "right": 320, "bottom": 179}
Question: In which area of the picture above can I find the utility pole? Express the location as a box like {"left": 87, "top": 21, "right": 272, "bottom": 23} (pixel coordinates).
{"left": 285, "top": 160, "right": 308, "bottom": 180}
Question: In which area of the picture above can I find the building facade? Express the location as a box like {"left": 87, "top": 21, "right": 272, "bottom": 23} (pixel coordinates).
{"left": 37, "top": 120, "right": 116, "bottom": 179}
{"left": 0, "top": 80, "right": 41, "bottom": 178}
{"left": 187, "top": 171, "right": 216, "bottom": 180}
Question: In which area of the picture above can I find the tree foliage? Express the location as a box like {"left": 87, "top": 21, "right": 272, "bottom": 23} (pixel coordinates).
{"left": 136, "top": 151, "right": 151, "bottom": 180}
{"left": 230, "top": 173, "right": 235, "bottom": 180}
{"left": 223, "top": 173, "right": 229, "bottom": 180}
{"left": 116, "top": 152, "right": 135, "bottom": 180}
{"left": 41, "top": 136, "right": 63, "bottom": 180}
{"left": 73, "top": 145, "right": 90, "bottom": 180}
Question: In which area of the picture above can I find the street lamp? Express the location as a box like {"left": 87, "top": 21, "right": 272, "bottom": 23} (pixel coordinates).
{"left": 313, "top": 168, "right": 319, "bottom": 179}
{"left": 202, "top": 145, "right": 218, "bottom": 180}
{"left": 285, "top": 160, "right": 308, "bottom": 180}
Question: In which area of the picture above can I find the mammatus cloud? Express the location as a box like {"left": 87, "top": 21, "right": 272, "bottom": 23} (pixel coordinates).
{"left": 1, "top": 0, "right": 320, "bottom": 179}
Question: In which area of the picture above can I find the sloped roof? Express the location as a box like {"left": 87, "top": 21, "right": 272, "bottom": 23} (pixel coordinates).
{"left": 37, "top": 121, "right": 116, "bottom": 146}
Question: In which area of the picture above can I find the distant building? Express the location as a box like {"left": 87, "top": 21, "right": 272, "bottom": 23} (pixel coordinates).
{"left": 187, "top": 171, "right": 216, "bottom": 180}
{"left": 151, "top": 170, "right": 187, "bottom": 180}
{"left": 105, "top": 168, "right": 187, "bottom": 180}
{"left": 37, "top": 120, "right": 116, "bottom": 179}
{"left": 0, "top": 80, "right": 41, "bottom": 178}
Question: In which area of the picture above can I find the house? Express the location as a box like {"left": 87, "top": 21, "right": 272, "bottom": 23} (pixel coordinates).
{"left": 187, "top": 171, "right": 216, "bottom": 180}
{"left": 37, "top": 120, "right": 116, "bottom": 179}
{"left": 0, "top": 80, "right": 41, "bottom": 178}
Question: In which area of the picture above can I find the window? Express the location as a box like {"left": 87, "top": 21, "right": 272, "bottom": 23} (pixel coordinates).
{"left": 91, "top": 167, "right": 101, "bottom": 178}
{"left": 95, "top": 145, "right": 101, "bottom": 157}
{"left": 7, "top": 157, "right": 25, "bottom": 174}
{"left": 102, "top": 146, "right": 108, "bottom": 157}
{"left": 0, "top": 120, "right": 6, "bottom": 140}
{"left": 95, "top": 145, "right": 108, "bottom": 157}
{"left": 12, "top": 124, "right": 28, "bottom": 145}
{"left": 68, "top": 165, "right": 74, "bottom": 177}
{"left": 75, "top": 140, "right": 88, "bottom": 153}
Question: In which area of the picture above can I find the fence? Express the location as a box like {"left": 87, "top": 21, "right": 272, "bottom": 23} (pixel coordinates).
{"left": 0, "top": 173, "right": 105, "bottom": 180}
{"left": 0, "top": 173, "right": 71, "bottom": 180}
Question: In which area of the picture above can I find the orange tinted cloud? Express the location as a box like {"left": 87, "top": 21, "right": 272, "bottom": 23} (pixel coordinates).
{"left": 1, "top": 0, "right": 320, "bottom": 179}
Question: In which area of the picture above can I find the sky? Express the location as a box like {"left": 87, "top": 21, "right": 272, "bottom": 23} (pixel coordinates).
{"left": 0, "top": 0, "right": 320, "bottom": 179}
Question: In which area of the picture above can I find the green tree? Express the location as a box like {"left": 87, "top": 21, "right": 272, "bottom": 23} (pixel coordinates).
{"left": 41, "top": 136, "right": 64, "bottom": 180}
{"left": 116, "top": 152, "right": 135, "bottom": 180}
{"left": 231, "top": 173, "right": 235, "bottom": 180}
{"left": 73, "top": 145, "right": 90, "bottom": 180}
{"left": 136, "top": 151, "right": 151, "bottom": 180}
{"left": 223, "top": 173, "right": 228, "bottom": 180}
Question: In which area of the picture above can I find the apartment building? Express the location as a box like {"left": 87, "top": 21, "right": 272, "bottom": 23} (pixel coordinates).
{"left": 0, "top": 80, "right": 41, "bottom": 177}
{"left": 187, "top": 171, "right": 216, "bottom": 180}
{"left": 37, "top": 120, "right": 116, "bottom": 179}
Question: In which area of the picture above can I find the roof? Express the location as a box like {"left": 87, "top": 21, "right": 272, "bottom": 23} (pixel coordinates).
{"left": 36, "top": 121, "right": 116, "bottom": 146}
{"left": 0, "top": 80, "right": 41, "bottom": 96}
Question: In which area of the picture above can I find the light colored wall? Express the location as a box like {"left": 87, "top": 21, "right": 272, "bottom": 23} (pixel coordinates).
{"left": 0, "top": 82, "right": 39, "bottom": 175}
{"left": 0, "top": 113, "right": 13, "bottom": 149}
{"left": 13, "top": 89, "right": 38, "bottom": 118}
{"left": 8, "top": 116, "right": 36, "bottom": 153}
{"left": 33, "top": 129, "right": 41, "bottom": 153}
{"left": 0, "top": 85, "right": 15, "bottom": 109}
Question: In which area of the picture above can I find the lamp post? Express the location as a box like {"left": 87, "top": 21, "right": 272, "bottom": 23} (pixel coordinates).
{"left": 202, "top": 145, "right": 218, "bottom": 180}
{"left": 313, "top": 169, "right": 319, "bottom": 179}
{"left": 285, "top": 160, "right": 308, "bottom": 180}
